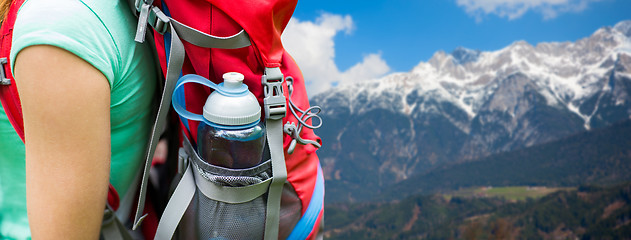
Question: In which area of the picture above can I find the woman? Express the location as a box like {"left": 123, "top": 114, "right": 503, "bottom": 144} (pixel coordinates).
{"left": 0, "top": 0, "right": 157, "bottom": 239}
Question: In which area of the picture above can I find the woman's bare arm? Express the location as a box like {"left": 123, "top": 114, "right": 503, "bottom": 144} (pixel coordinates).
{"left": 14, "top": 45, "right": 111, "bottom": 240}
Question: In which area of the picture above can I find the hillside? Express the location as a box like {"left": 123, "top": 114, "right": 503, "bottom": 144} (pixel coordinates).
{"left": 325, "top": 183, "right": 631, "bottom": 239}
{"left": 383, "top": 119, "right": 631, "bottom": 200}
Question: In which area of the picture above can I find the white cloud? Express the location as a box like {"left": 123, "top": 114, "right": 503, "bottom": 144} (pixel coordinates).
{"left": 282, "top": 13, "right": 391, "bottom": 96}
{"left": 456, "top": 0, "right": 601, "bottom": 21}
{"left": 340, "top": 53, "right": 390, "bottom": 83}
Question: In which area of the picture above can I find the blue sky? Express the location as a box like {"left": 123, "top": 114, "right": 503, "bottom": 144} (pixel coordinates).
{"left": 282, "top": 0, "right": 631, "bottom": 96}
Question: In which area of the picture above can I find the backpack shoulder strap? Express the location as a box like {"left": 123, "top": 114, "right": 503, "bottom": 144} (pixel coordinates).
{"left": 0, "top": 0, "right": 26, "bottom": 141}
{"left": 261, "top": 67, "right": 289, "bottom": 240}
{"left": 130, "top": 2, "right": 255, "bottom": 229}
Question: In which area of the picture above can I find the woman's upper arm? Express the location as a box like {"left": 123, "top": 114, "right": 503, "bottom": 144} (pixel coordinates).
{"left": 14, "top": 45, "right": 111, "bottom": 239}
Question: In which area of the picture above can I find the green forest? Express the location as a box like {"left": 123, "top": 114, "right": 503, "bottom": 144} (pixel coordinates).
{"left": 325, "top": 183, "right": 631, "bottom": 239}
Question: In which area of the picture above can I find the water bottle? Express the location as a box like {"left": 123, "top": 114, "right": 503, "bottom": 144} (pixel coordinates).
{"left": 196, "top": 72, "right": 266, "bottom": 169}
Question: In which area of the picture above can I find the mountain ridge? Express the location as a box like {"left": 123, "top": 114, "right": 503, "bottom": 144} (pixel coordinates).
{"left": 312, "top": 20, "right": 631, "bottom": 203}
{"left": 315, "top": 20, "right": 631, "bottom": 125}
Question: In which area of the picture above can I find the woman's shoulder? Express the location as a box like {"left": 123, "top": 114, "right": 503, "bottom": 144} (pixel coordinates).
{"left": 15, "top": 0, "right": 138, "bottom": 47}
{"left": 11, "top": 0, "right": 142, "bottom": 87}
{"left": 17, "top": 0, "right": 120, "bottom": 26}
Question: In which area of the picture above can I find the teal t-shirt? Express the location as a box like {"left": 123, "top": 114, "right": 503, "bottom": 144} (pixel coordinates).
{"left": 0, "top": 0, "right": 157, "bottom": 239}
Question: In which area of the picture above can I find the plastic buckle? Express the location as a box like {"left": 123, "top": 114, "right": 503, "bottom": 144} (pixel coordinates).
{"left": 0, "top": 58, "right": 10, "bottom": 85}
{"left": 148, "top": 7, "right": 169, "bottom": 35}
{"left": 261, "top": 68, "right": 286, "bottom": 120}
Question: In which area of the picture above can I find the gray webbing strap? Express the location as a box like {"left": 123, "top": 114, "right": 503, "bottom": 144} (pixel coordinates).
{"left": 132, "top": 21, "right": 185, "bottom": 230}
{"left": 101, "top": 205, "right": 133, "bottom": 240}
{"left": 170, "top": 19, "right": 251, "bottom": 49}
{"left": 262, "top": 67, "right": 288, "bottom": 240}
{"left": 264, "top": 119, "right": 287, "bottom": 240}
{"left": 132, "top": 0, "right": 251, "bottom": 49}
{"left": 134, "top": 1, "right": 152, "bottom": 42}
{"left": 154, "top": 161, "right": 196, "bottom": 240}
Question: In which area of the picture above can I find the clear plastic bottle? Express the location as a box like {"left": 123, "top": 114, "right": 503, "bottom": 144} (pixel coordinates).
{"left": 197, "top": 72, "right": 266, "bottom": 169}
{"left": 197, "top": 121, "right": 265, "bottom": 169}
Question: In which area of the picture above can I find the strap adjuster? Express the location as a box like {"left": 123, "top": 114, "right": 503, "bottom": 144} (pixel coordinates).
{"left": 262, "top": 68, "right": 286, "bottom": 120}
{"left": 148, "top": 7, "right": 170, "bottom": 35}
{"left": 134, "top": 0, "right": 170, "bottom": 42}
{"left": 0, "top": 58, "right": 10, "bottom": 85}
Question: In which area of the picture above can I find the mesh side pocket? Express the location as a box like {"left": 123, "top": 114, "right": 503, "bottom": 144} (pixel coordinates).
{"left": 176, "top": 164, "right": 270, "bottom": 240}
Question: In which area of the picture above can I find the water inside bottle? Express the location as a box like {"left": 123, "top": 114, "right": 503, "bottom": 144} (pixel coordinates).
{"left": 197, "top": 122, "right": 266, "bottom": 169}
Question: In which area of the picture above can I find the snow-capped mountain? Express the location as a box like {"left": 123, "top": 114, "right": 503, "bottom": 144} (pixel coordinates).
{"left": 313, "top": 20, "right": 631, "bottom": 203}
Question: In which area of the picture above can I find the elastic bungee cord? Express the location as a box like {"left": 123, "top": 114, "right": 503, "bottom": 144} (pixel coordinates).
{"left": 283, "top": 76, "right": 322, "bottom": 154}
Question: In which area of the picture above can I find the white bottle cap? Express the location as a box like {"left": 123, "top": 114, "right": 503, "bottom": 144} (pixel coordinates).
{"left": 202, "top": 72, "right": 261, "bottom": 126}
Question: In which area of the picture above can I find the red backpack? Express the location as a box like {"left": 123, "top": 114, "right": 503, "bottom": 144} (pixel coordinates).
{"left": 0, "top": 0, "right": 24, "bottom": 141}
{"left": 129, "top": 0, "right": 324, "bottom": 239}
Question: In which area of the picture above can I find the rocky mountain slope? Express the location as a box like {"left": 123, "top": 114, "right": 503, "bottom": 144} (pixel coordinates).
{"left": 312, "top": 20, "right": 631, "bottom": 203}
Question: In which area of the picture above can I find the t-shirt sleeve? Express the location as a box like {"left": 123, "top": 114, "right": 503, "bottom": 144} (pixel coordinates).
{"left": 10, "top": 0, "right": 120, "bottom": 88}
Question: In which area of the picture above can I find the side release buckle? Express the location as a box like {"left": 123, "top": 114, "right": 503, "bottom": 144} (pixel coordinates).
{"left": 262, "top": 67, "right": 286, "bottom": 120}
